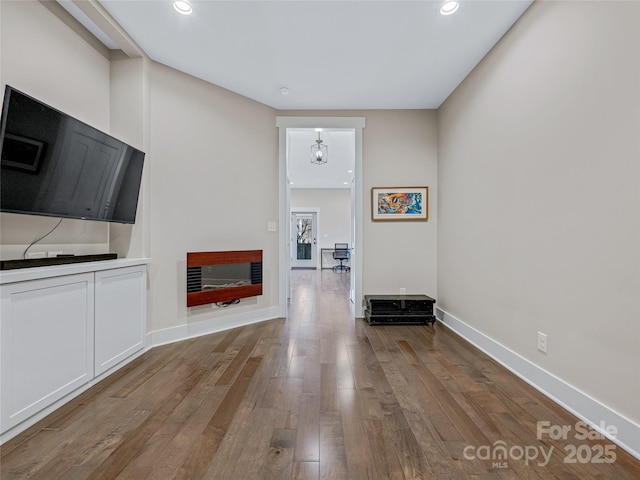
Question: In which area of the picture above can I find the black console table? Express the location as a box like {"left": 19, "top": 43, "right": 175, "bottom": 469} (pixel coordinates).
{"left": 364, "top": 294, "right": 436, "bottom": 326}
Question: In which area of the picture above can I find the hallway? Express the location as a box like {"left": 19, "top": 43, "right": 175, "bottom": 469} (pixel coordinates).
{"left": 1, "top": 269, "right": 638, "bottom": 479}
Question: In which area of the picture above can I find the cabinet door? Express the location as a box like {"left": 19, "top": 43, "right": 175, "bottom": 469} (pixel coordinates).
{"left": 1, "top": 273, "right": 94, "bottom": 432}
{"left": 94, "top": 265, "right": 146, "bottom": 376}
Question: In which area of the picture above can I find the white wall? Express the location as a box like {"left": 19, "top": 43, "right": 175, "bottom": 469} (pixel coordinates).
{"left": 363, "top": 110, "right": 438, "bottom": 297}
{"left": 109, "top": 56, "right": 149, "bottom": 259}
{"left": 438, "top": 0, "right": 639, "bottom": 434}
{"left": 290, "top": 188, "right": 350, "bottom": 249}
{"left": 0, "top": 0, "right": 112, "bottom": 260}
{"left": 280, "top": 110, "right": 438, "bottom": 298}
{"left": 147, "top": 63, "right": 279, "bottom": 333}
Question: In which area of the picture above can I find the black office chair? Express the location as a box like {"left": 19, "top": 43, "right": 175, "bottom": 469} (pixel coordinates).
{"left": 333, "top": 243, "right": 350, "bottom": 272}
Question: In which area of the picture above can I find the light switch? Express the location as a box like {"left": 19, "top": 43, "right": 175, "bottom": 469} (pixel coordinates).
{"left": 267, "top": 221, "right": 277, "bottom": 232}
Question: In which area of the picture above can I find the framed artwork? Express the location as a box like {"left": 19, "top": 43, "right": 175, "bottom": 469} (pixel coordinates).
{"left": 371, "top": 186, "right": 428, "bottom": 221}
{"left": 1, "top": 133, "right": 45, "bottom": 172}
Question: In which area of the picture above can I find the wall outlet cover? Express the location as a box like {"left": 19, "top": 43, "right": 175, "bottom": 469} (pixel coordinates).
{"left": 537, "top": 331, "right": 548, "bottom": 354}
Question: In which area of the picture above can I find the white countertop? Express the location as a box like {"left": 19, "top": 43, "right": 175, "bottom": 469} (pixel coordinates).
{"left": 0, "top": 258, "right": 151, "bottom": 284}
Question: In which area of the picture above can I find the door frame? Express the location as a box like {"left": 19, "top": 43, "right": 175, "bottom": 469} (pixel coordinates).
{"left": 276, "top": 116, "right": 365, "bottom": 316}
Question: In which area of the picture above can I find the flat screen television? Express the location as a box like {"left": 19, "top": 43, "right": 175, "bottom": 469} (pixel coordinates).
{"left": 0, "top": 85, "right": 145, "bottom": 224}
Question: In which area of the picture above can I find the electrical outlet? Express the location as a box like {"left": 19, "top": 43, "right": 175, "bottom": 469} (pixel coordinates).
{"left": 399, "top": 287, "right": 406, "bottom": 295}
{"left": 537, "top": 331, "right": 548, "bottom": 354}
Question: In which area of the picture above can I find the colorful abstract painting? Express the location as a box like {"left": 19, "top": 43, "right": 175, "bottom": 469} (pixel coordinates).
{"left": 372, "top": 187, "right": 428, "bottom": 221}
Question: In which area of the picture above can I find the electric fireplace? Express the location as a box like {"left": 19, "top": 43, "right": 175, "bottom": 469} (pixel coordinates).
{"left": 186, "top": 250, "right": 262, "bottom": 307}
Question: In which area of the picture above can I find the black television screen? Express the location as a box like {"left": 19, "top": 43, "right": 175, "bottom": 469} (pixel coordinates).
{"left": 0, "top": 86, "right": 145, "bottom": 224}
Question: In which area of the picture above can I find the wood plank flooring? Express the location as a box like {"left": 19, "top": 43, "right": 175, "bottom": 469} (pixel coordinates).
{"left": 1, "top": 268, "right": 639, "bottom": 479}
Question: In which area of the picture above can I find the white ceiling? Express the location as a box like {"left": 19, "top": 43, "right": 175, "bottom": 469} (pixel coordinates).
{"left": 63, "top": 0, "right": 533, "bottom": 110}
{"left": 57, "top": 0, "right": 533, "bottom": 188}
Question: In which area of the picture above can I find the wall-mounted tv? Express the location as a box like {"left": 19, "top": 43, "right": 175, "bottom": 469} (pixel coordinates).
{"left": 0, "top": 85, "right": 145, "bottom": 224}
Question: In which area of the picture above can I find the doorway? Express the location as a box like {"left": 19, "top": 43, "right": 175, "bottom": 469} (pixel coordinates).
{"left": 276, "top": 116, "right": 365, "bottom": 317}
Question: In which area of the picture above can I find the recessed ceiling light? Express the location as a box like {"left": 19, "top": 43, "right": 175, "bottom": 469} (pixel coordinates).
{"left": 440, "top": 1, "right": 459, "bottom": 16}
{"left": 173, "top": 1, "right": 192, "bottom": 15}
{"left": 347, "top": 170, "right": 353, "bottom": 173}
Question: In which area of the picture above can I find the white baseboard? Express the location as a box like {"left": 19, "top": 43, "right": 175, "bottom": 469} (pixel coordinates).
{"left": 436, "top": 307, "right": 640, "bottom": 461}
{"left": 147, "top": 306, "right": 281, "bottom": 348}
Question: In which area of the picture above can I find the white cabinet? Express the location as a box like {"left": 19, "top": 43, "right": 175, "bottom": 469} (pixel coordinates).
{"left": 1, "top": 273, "right": 95, "bottom": 432}
{"left": 0, "top": 259, "right": 148, "bottom": 442}
{"left": 95, "top": 266, "right": 146, "bottom": 376}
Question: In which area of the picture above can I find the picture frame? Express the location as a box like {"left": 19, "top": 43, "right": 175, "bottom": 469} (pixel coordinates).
{"left": 371, "top": 186, "right": 428, "bottom": 221}
{"left": 1, "top": 133, "right": 45, "bottom": 172}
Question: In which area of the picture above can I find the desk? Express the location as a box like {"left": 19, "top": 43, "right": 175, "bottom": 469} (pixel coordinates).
{"left": 321, "top": 248, "right": 339, "bottom": 269}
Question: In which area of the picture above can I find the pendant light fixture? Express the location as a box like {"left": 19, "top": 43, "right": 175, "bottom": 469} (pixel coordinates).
{"left": 311, "top": 130, "right": 328, "bottom": 165}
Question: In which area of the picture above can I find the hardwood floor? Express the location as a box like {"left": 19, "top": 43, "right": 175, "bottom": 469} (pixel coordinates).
{"left": 2, "top": 268, "right": 639, "bottom": 479}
